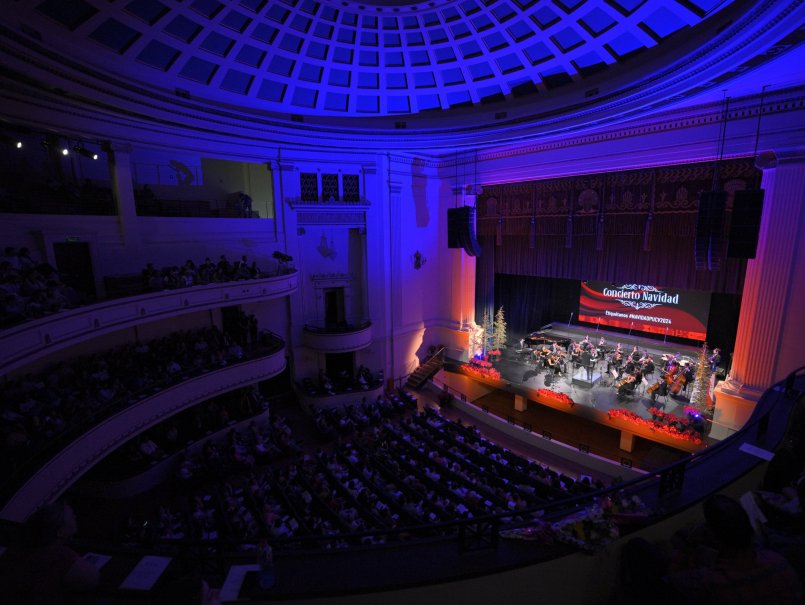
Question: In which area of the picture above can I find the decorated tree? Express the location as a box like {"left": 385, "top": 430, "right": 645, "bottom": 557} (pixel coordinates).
{"left": 467, "top": 321, "right": 485, "bottom": 359}
{"left": 481, "top": 308, "right": 493, "bottom": 355}
{"left": 689, "top": 343, "right": 713, "bottom": 415}
{"left": 491, "top": 306, "right": 508, "bottom": 352}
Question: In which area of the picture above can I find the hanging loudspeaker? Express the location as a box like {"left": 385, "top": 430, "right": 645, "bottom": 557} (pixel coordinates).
{"left": 727, "top": 189, "right": 764, "bottom": 259}
{"left": 447, "top": 206, "right": 482, "bottom": 257}
{"left": 694, "top": 191, "right": 726, "bottom": 271}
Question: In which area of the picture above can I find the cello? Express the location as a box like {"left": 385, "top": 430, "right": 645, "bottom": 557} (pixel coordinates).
{"left": 669, "top": 362, "right": 689, "bottom": 395}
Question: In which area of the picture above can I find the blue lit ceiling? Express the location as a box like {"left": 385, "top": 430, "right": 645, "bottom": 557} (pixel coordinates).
{"left": 5, "top": 0, "right": 738, "bottom": 117}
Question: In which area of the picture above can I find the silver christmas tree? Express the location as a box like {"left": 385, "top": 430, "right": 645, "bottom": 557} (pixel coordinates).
{"left": 690, "top": 343, "right": 713, "bottom": 415}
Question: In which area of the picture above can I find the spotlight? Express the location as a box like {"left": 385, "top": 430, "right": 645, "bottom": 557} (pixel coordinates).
{"left": 61, "top": 147, "right": 69, "bottom": 156}
{"left": 0, "top": 134, "right": 23, "bottom": 149}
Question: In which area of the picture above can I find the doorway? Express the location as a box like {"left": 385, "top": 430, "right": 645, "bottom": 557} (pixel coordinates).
{"left": 326, "top": 352, "right": 354, "bottom": 389}
{"left": 324, "top": 287, "right": 345, "bottom": 327}
{"left": 53, "top": 241, "right": 96, "bottom": 300}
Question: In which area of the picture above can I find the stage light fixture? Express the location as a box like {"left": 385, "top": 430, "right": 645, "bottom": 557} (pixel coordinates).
{"left": 61, "top": 147, "right": 69, "bottom": 156}
{"left": 0, "top": 134, "right": 23, "bottom": 149}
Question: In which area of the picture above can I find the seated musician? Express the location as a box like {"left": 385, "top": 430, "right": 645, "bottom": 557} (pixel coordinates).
{"left": 618, "top": 370, "right": 642, "bottom": 396}
{"left": 622, "top": 359, "right": 637, "bottom": 379}
{"left": 642, "top": 357, "right": 655, "bottom": 376}
{"left": 631, "top": 345, "right": 640, "bottom": 361}
{"left": 598, "top": 336, "right": 606, "bottom": 348}
{"left": 649, "top": 365, "right": 675, "bottom": 402}
{"left": 612, "top": 348, "right": 623, "bottom": 371}
{"left": 540, "top": 346, "right": 551, "bottom": 367}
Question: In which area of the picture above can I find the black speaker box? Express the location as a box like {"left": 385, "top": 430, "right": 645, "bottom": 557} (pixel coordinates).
{"left": 728, "top": 189, "right": 764, "bottom": 258}
{"left": 447, "top": 206, "right": 482, "bottom": 257}
{"left": 695, "top": 191, "right": 727, "bottom": 271}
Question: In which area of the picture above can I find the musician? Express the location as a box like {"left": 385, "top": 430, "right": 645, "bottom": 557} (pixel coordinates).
{"left": 612, "top": 347, "right": 624, "bottom": 371}
{"left": 570, "top": 343, "right": 580, "bottom": 368}
{"left": 617, "top": 369, "right": 642, "bottom": 397}
{"left": 582, "top": 335, "right": 591, "bottom": 350}
{"left": 642, "top": 356, "right": 655, "bottom": 377}
{"left": 551, "top": 341, "right": 560, "bottom": 355}
{"left": 631, "top": 345, "right": 640, "bottom": 362}
{"left": 580, "top": 348, "right": 593, "bottom": 381}
{"left": 623, "top": 358, "right": 636, "bottom": 378}
{"left": 598, "top": 336, "right": 606, "bottom": 348}
{"left": 710, "top": 348, "right": 722, "bottom": 372}
{"left": 519, "top": 338, "right": 525, "bottom": 350}
{"left": 666, "top": 352, "right": 681, "bottom": 370}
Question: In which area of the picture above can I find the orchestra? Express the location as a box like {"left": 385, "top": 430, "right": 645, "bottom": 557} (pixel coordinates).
{"left": 513, "top": 330, "right": 709, "bottom": 408}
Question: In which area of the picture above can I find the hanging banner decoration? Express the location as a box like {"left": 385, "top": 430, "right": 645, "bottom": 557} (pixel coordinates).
{"left": 578, "top": 281, "right": 710, "bottom": 341}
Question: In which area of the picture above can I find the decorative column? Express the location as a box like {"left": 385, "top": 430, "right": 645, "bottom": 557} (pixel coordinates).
{"left": 105, "top": 142, "right": 139, "bottom": 245}
{"left": 713, "top": 151, "right": 805, "bottom": 438}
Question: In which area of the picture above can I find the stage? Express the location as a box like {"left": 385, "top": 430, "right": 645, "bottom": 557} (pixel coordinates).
{"left": 437, "top": 325, "right": 715, "bottom": 464}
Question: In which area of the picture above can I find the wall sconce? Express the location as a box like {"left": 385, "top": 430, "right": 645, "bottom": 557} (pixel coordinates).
{"left": 412, "top": 250, "right": 426, "bottom": 270}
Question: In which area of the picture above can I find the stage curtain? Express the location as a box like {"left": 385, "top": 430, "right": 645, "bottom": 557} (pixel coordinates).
{"left": 476, "top": 160, "right": 755, "bottom": 294}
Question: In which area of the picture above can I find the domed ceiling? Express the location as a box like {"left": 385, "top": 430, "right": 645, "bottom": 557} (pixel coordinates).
{"left": 0, "top": 0, "right": 803, "bottom": 148}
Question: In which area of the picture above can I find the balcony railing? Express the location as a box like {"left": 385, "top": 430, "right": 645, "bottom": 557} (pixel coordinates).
{"left": 0, "top": 342, "right": 287, "bottom": 521}
{"left": 0, "top": 272, "right": 298, "bottom": 374}
{"left": 302, "top": 320, "right": 372, "bottom": 353}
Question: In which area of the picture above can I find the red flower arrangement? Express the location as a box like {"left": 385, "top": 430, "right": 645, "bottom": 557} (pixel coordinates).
{"left": 536, "top": 388, "right": 575, "bottom": 407}
{"left": 461, "top": 362, "right": 501, "bottom": 382}
{"left": 608, "top": 408, "right": 703, "bottom": 444}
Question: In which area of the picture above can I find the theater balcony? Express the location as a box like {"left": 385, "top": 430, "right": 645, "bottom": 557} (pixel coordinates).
{"left": 0, "top": 272, "right": 299, "bottom": 374}
{"left": 0, "top": 341, "right": 287, "bottom": 522}
{"left": 302, "top": 320, "right": 373, "bottom": 354}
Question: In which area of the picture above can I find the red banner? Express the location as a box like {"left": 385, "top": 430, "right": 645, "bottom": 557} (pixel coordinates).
{"left": 578, "top": 281, "right": 710, "bottom": 341}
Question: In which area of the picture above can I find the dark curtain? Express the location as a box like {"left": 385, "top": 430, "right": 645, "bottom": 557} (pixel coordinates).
{"left": 476, "top": 159, "right": 755, "bottom": 294}
{"left": 494, "top": 274, "right": 579, "bottom": 339}
{"left": 474, "top": 234, "right": 495, "bottom": 326}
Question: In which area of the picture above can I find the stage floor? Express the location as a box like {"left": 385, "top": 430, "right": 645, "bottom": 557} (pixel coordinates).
{"left": 472, "top": 327, "right": 706, "bottom": 428}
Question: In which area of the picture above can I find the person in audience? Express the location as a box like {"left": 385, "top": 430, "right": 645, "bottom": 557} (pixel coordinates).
{"left": 622, "top": 493, "right": 803, "bottom": 605}
{"left": 2, "top": 246, "right": 20, "bottom": 270}
{"left": 0, "top": 500, "right": 100, "bottom": 604}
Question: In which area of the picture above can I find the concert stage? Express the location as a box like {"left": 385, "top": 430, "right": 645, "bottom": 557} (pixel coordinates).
{"left": 438, "top": 325, "right": 714, "bottom": 464}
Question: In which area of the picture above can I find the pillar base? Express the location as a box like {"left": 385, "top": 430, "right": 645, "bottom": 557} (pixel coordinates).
{"left": 514, "top": 394, "right": 527, "bottom": 412}
{"left": 619, "top": 431, "right": 635, "bottom": 452}
{"left": 711, "top": 380, "right": 763, "bottom": 440}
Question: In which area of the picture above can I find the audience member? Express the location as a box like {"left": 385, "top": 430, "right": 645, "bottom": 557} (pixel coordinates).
{"left": 0, "top": 500, "right": 100, "bottom": 604}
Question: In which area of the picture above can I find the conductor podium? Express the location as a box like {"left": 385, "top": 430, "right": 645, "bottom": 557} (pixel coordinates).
{"left": 572, "top": 365, "right": 601, "bottom": 388}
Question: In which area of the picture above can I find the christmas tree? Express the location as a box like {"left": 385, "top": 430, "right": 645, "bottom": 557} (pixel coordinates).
{"left": 467, "top": 321, "right": 485, "bottom": 359}
{"left": 689, "top": 343, "right": 713, "bottom": 415}
{"left": 491, "top": 306, "right": 508, "bottom": 352}
{"left": 481, "top": 309, "right": 492, "bottom": 356}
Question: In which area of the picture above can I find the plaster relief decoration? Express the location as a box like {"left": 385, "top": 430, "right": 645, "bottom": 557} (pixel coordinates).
{"left": 317, "top": 232, "right": 337, "bottom": 260}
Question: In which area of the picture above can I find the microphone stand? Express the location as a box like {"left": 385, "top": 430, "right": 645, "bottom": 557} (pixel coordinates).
{"left": 567, "top": 312, "right": 574, "bottom": 327}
